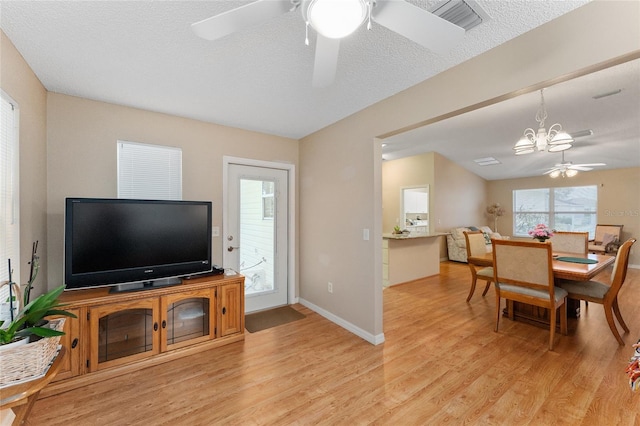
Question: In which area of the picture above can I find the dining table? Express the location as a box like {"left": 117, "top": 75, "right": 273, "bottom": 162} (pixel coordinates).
{"left": 468, "top": 251, "right": 615, "bottom": 327}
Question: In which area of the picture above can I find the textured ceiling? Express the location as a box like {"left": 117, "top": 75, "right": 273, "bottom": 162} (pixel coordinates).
{"left": 1, "top": 0, "right": 589, "bottom": 140}
{"left": 3, "top": 0, "right": 635, "bottom": 181}
{"left": 383, "top": 59, "right": 640, "bottom": 180}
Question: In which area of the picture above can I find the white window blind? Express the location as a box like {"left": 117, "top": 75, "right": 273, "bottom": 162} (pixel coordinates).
{"left": 1, "top": 91, "right": 20, "bottom": 295}
{"left": 117, "top": 141, "right": 182, "bottom": 200}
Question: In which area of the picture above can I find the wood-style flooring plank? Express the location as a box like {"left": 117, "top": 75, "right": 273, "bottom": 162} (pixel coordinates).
{"left": 26, "top": 262, "right": 640, "bottom": 425}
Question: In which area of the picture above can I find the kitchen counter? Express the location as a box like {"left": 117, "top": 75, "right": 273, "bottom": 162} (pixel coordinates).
{"left": 383, "top": 232, "right": 448, "bottom": 240}
{"left": 382, "top": 233, "right": 447, "bottom": 287}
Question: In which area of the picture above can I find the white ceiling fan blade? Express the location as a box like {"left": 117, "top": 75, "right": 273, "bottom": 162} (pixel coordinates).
{"left": 570, "top": 166, "right": 593, "bottom": 171}
{"left": 544, "top": 168, "right": 560, "bottom": 175}
{"left": 312, "top": 35, "right": 340, "bottom": 88}
{"left": 372, "top": 0, "right": 465, "bottom": 55}
{"left": 573, "top": 163, "right": 606, "bottom": 167}
{"left": 191, "top": 0, "right": 291, "bottom": 41}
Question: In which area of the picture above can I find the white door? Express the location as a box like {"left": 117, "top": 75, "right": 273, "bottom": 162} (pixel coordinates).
{"left": 225, "top": 164, "right": 289, "bottom": 313}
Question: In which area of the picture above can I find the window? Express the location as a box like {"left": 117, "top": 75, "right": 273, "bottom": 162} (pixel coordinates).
{"left": 1, "top": 91, "right": 20, "bottom": 292}
{"left": 262, "top": 181, "right": 274, "bottom": 219}
{"left": 117, "top": 141, "right": 182, "bottom": 200}
{"left": 513, "top": 185, "right": 598, "bottom": 238}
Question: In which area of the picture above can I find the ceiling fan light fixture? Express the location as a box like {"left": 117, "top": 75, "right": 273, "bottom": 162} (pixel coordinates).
{"left": 565, "top": 169, "right": 578, "bottom": 177}
{"left": 306, "top": 0, "right": 368, "bottom": 39}
{"left": 549, "top": 170, "right": 561, "bottom": 178}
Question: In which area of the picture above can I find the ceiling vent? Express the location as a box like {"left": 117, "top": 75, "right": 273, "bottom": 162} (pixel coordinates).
{"left": 430, "top": 0, "right": 490, "bottom": 31}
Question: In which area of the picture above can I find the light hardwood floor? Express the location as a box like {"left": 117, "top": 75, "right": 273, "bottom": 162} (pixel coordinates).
{"left": 28, "top": 262, "right": 639, "bottom": 425}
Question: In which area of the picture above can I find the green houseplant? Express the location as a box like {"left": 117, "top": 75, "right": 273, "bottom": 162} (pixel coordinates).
{"left": 0, "top": 285, "right": 76, "bottom": 346}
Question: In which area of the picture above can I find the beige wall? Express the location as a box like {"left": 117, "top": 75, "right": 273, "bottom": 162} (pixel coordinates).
{"left": 383, "top": 152, "right": 488, "bottom": 259}
{"left": 488, "top": 167, "right": 640, "bottom": 265}
{"left": 299, "top": 1, "right": 640, "bottom": 341}
{"left": 382, "top": 152, "right": 435, "bottom": 233}
{"left": 433, "top": 153, "right": 489, "bottom": 232}
{"left": 0, "top": 31, "right": 48, "bottom": 292}
{"left": 46, "top": 93, "right": 298, "bottom": 288}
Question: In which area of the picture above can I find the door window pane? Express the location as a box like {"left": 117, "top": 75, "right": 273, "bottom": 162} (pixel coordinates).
{"left": 240, "top": 179, "right": 275, "bottom": 296}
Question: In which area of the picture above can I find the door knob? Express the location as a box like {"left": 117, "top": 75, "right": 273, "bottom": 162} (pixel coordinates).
{"left": 227, "top": 246, "right": 240, "bottom": 252}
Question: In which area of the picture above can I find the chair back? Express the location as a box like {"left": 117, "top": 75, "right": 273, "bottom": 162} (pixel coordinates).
{"left": 464, "top": 231, "right": 487, "bottom": 258}
{"left": 492, "top": 239, "right": 555, "bottom": 296}
{"left": 550, "top": 231, "right": 588, "bottom": 255}
{"left": 594, "top": 224, "right": 623, "bottom": 243}
{"left": 607, "top": 238, "right": 637, "bottom": 300}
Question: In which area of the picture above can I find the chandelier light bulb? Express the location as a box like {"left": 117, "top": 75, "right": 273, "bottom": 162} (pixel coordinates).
{"left": 307, "top": 0, "right": 368, "bottom": 39}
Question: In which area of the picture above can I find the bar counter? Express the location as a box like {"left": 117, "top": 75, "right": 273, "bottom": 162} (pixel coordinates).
{"left": 382, "top": 233, "right": 448, "bottom": 286}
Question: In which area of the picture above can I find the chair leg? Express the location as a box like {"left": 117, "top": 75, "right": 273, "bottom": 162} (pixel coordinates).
{"left": 494, "top": 294, "right": 501, "bottom": 332}
{"left": 560, "top": 301, "right": 567, "bottom": 336}
{"left": 612, "top": 297, "right": 630, "bottom": 332}
{"left": 603, "top": 301, "right": 625, "bottom": 345}
{"left": 549, "top": 302, "right": 557, "bottom": 351}
{"left": 466, "top": 277, "right": 478, "bottom": 302}
{"left": 481, "top": 281, "right": 491, "bottom": 296}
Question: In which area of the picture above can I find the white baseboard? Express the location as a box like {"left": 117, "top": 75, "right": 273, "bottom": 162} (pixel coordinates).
{"left": 629, "top": 263, "right": 639, "bottom": 270}
{"left": 298, "top": 298, "right": 385, "bottom": 345}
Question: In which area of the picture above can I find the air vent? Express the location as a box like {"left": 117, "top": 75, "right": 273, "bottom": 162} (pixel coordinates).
{"left": 431, "top": 0, "right": 490, "bottom": 31}
{"left": 474, "top": 157, "right": 501, "bottom": 166}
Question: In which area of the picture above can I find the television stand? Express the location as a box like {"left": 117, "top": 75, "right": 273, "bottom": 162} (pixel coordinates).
{"left": 45, "top": 273, "right": 244, "bottom": 397}
{"left": 108, "top": 277, "right": 182, "bottom": 293}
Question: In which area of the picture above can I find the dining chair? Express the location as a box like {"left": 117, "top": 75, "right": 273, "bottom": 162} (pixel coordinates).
{"left": 492, "top": 239, "right": 568, "bottom": 350}
{"left": 557, "top": 238, "right": 636, "bottom": 345}
{"left": 463, "top": 231, "right": 493, "bottom": 302}
{"left": 550, "top": 231, "right": 589, "bottom": 255}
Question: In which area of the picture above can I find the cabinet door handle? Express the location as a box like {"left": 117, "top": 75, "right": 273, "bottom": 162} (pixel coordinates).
{"left": 154, "top": 322, "right": 158, "bottom": 331}
{"left": 222, "top": 307, "right": 227, "bottom": 315}
{"left": 71, "top": 338, "right": 79, "bottom": 349}
{"left": 162, "top": 320, "right": 167, "bottom": 329}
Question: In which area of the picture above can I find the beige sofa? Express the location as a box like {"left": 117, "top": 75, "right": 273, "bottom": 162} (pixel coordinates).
{"left": 447, "top": 226, "right": 502, "bottom": 263}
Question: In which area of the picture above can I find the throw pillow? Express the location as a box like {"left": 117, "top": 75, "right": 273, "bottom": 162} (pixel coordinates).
{"left": 468, "top": 226, "right": 479, "bottom": 231}
{"left": 482, "top": 232, "right": 491, "bottom": 244}
{"left": 601, "top": 232, "right": 616, "bottom": 246}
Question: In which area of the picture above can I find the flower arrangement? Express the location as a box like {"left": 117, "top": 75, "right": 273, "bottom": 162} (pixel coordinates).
{"left": 486, "top": 203, "right": 506, "bottom": 232}
{"left": 528, "top": 224, "right": 554, "bottom": 241}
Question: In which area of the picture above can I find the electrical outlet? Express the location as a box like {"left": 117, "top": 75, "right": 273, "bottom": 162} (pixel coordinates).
{"left": 328, "top": 282, "right": 333, "bottom": 293}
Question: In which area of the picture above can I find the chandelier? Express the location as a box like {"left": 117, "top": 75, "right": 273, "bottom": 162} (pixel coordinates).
{"left": 513, "top": 89, "right": 574, "bottom": 155}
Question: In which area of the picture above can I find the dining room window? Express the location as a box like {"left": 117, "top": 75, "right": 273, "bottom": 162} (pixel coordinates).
{"left": 513, "top": 185, "right": 598, "bottom": 238}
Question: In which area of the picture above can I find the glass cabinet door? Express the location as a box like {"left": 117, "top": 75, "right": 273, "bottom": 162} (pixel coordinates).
{"left": 89, "top": 298, "right": 160, "bottom": 372}
{"left": 161, "top": 289, "right": 216, "bottom": 351}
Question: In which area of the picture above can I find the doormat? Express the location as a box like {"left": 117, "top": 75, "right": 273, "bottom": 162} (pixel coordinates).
{"left": 245, "top": 306, "right": 305, "bottom": 333}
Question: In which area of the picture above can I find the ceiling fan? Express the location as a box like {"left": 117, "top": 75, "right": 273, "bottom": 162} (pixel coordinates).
{"left": 191, "top": 0, "right": 465, "bottom": 87}
{"left": 543, "top": 151, "right": 606, "bottom": 178}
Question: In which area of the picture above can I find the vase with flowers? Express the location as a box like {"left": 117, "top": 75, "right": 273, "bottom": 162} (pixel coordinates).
{"left": 528, "top": 224, "right": 554, "bottom": 242}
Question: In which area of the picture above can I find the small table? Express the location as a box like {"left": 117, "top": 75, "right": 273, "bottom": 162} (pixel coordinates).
{"left": 0, "top": 347, "right": 66, "bottom": 425}
{"left": 468, "top": 252, "right": 615, "bottom": 326}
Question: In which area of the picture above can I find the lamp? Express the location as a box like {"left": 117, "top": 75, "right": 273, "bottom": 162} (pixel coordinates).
{"left": 304, "top": 0, "right": 369, "bottom": 39}
{"left": 514, "top": 89, "right": 574, "bottom": 155}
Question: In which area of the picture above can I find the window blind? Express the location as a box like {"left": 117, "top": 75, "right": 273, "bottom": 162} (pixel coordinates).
{"left": 117, "top": 141, "right": 182, "bottom": 200}
{"left": 1, "top": 91, "right": 20, "bottom": 298}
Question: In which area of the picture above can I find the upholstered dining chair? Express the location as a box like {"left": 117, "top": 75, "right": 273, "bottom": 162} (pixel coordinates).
{"left": 492, "top": 239, "right": 568, "bottom": 350}
{"left": 463, "top": 231, "right": 493, "bottom": 302}
{"left": 550, "top": 231, "right": 589, "bottom": 255}
{"left": 557, "top": 238, "right": 637, "bottom": 345}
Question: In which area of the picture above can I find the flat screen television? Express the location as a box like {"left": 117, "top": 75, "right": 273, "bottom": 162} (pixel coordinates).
{"left": 64, "top": 197, "right": 212, "bottom": 292}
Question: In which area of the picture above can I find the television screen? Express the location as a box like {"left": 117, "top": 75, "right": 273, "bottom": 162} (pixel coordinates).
{"left": 65, "top": 198, "right": 212, "bottom": 291}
